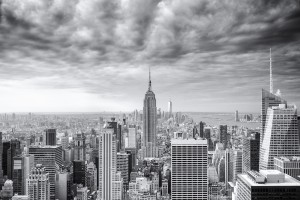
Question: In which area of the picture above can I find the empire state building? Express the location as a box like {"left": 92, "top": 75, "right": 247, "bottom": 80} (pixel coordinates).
{"left": 142, "top": 68, "right": 157, "bottom": 157}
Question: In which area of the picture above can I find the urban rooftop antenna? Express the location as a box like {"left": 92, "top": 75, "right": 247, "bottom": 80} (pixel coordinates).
{"left": 148, "top": 66, "right": 152, "bottom": 91}
{"left": 270, "top": 48, "right": 273, "bottom": 94}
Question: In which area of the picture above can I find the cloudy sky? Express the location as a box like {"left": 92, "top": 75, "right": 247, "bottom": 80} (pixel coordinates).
{"left": 0, "top": 0, "right": 300, "bottom": 113}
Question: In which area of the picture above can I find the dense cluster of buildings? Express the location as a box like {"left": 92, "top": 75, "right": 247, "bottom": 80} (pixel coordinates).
{"left": 0, "top": 53, "right": 300, "bottom": 200}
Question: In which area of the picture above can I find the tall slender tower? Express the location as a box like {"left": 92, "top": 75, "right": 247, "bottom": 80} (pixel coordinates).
{"left": 260, "top": 49, "right": 286, "bottom": 148}
{"left": 168, "top": 100, "right": 173, "bottom": 118}
{"left": 99, "top": 125, "right": 123, "bottom": 200}
{"left": 270, "top": 48, "right": 273, "bottom": 94}
{"left": 142, "top": 67, "right": 157, "bottom": 157}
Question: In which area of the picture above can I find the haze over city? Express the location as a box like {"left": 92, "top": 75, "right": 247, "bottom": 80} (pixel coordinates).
{"left": 0, "top": 0, "right": 300, "bottom": 112}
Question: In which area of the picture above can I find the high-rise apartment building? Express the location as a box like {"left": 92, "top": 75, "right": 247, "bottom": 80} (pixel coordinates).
{"left": 236, "top": 170, "right": 300, "bottom": 200}
{"left": 260, "top": 104, "right": 300, "bottom": 170}
{"left": 171, "top": 138, "right": 208, "bottom": 199}
{"left": 27, "top": 164, "right": 50, "bottom": 200}
{"left": 142, "top": 68, "right": 157, "bottom": 157}
{"left": 29, "top": 146, "right": 62, "bottom": 200}
{"left": 242, "top": 133, "right": 260, "bottom": 173}
{"left": 45, "top": 129, "right": 56, "bottom": 146}
{"left": 74, "top": 133, "right": 86, "bottom": 161}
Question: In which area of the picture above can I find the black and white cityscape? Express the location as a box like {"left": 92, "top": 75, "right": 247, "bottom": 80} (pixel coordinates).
{"left": 1, "top": 0, "right": 300, "bottom": 200}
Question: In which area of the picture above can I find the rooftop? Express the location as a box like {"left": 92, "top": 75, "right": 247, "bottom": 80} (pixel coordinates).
{"left": 171, "top": 138, "right": 207, "bottom": 145}
{"left": 29, "top": 145, "right": 61, "bottom": 148}
{"left": 275, "top": 156, "right": 300, "bottom": 162}
{"left": 239, "top": 170, "right": 300, "bottom": 187}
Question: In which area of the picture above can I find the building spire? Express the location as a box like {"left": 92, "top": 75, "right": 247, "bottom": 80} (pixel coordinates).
{"left": 148, "top": 66, "right": 152, "bottom": 91}
{"left": 270, "top": 48, "right": 273, "bottom": 94}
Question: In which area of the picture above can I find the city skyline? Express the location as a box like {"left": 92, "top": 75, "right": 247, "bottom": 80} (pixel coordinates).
{"left": 1, "top": 0, "right": 300, "bottom": 113}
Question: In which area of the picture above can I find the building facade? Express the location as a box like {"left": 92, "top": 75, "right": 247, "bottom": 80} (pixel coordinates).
{"left": 242, "top": 133, "right": 260, "bottom": 173}
{"left": 27, "top": 165, "right": 50, "bottom": 200}
{"left": 261, "top": 89, "right": 286, "bottom": 149}
{"left": 274, "top": 156, "right": 300, "bottom": 180}
{"left": 29, "top": 146, "right": 62, "bottom": 200}
{"left": 73, "top": 133, "right": 86, "bottom": 161}
{"left": 260, "top": 104, "right": 300, "bottom": 170}
{"left": 171, "top": 138, "right": 208, "bottom": 199}
{"left": 45, "top": 129, "right": 56, "bottom": 146}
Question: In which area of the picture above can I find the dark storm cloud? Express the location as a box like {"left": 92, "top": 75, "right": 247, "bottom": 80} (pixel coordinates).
{"left": 0, "top": 0, "right": 300, "bottom": 112}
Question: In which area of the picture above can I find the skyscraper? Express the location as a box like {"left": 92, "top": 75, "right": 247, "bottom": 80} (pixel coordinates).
{"left": 27, "top": 164, "right": 50, "bottom": 200}
{"left": 199, "top": 121, "right": 205, "bottom": 138}
{"left": 12, "top": 156, "right": 23, "bottom": 195}
{"left": 168, "top": 100, "right": 172, "bottom": 118}
{"left": 55, "top": 171, "right": 73, "bottom": 200}
{"left": 219, "top": 125, "right": 228, "bottom": 149}
{"left": 107, "top": 118, "right": 122, "bottom": 152}
{"left": 261, "top": 50, "right": 287, "bottom": 148}
{"left": 298, "top": 116, "right": 300, "bottom": 147}
{"left": 142, "top": 68, "right": 157, "bottom": 157}
{"left": 74, "top": 133, "right": 86, "bottom": 161}
{"left": 2, "top": 141, "right": 10, "bottom": 177}
{"left": 261, "top": 89, "right": 286, "bottom": 148}
{"left": 117, "top": 152, "right": 129, "bottom": 190}
{"left": 171, "top": 138, "right": 208, "bottom": 199}
{"left": 61, "top": 136, "right": 69, "bottom": 149}
{"left": 86, "top": 162, "right": 97, "bottom": 192}
{"left": 73, "top": 160, "right": 87, "bottom": 186}
{"left": 260, "top": 104, "right": 300, "bottom": 170}
{"left": 127, "top": 125, "right": 137, "bottom": 149}
{"left": 99, "top": 125, "right": 122, "bottom": 200}
{"left": 235, "top": 110, "right": 239, "bottom": 122}
{"left": 230, "top": 149, "right": 243, "bottom": 183}
{"left": 45, "top": 129, "right": 56, "bottom": 146}
{"left": 29, "top": 146, "right": 62, "bottom": 200}
{"left": 7, "top": 139, "right": 21, "bottom": 179}
{"left": 0, "top": 132, "right": 3, "bottom": 187}
{"left": 242, "top": 133, "right": 260, "bottom": 173}
{"left": 225, "top": 149, "right": 231, "bottom": 192}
